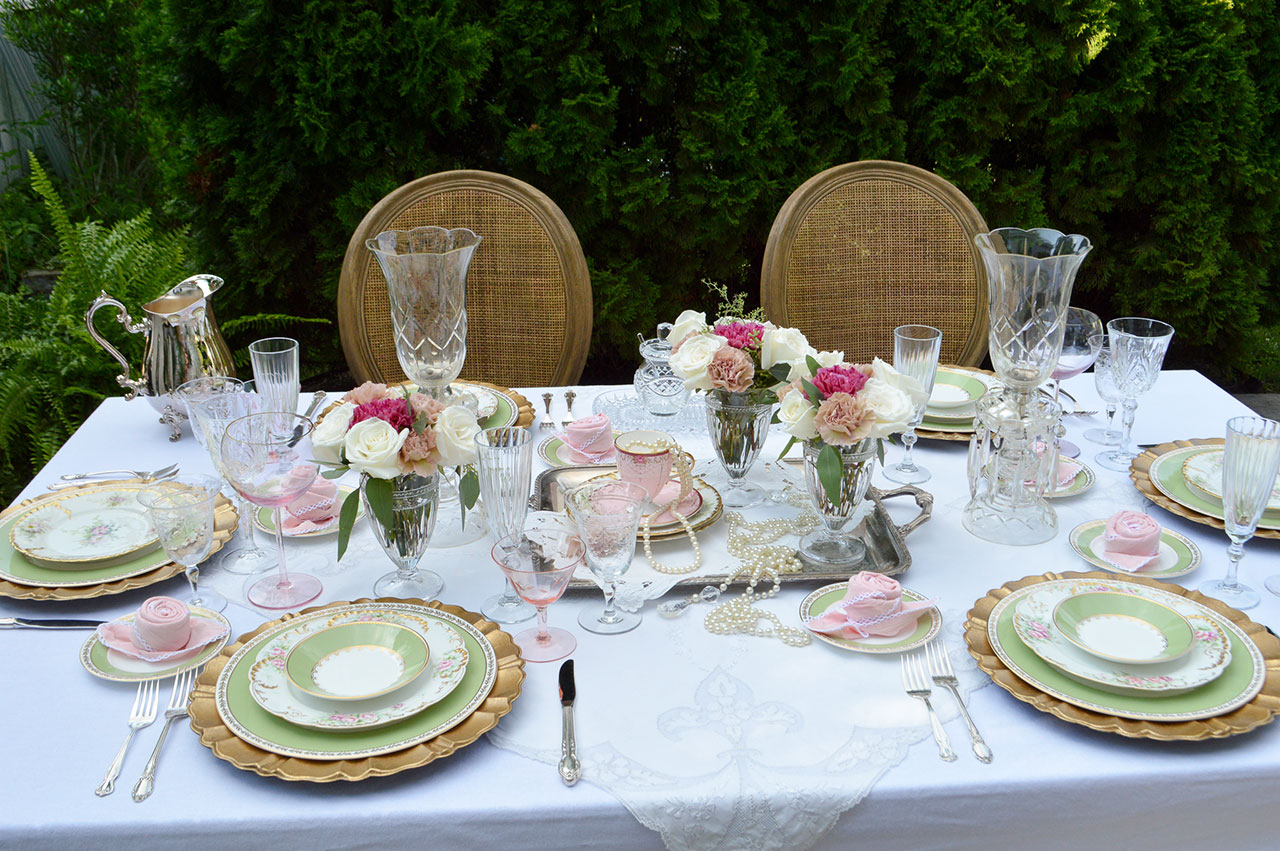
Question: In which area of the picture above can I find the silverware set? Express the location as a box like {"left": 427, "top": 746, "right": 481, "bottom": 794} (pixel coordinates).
{"left": 539, "top": 390, "right": 579, "bottom": 430}
{"left": 901, "top": 641, "right": 991, "bottom": 763}
{"left": 50, "top": 463, "right": 179, "bottom": 489}
{"left": 95, "top": 669, "right": 198, "bottom": 800}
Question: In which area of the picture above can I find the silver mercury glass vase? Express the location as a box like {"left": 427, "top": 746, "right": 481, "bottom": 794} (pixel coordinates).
{"left": 799, "top": 438, "right": 877, "bottom": 567}
{"left": 362, "top": 472, "right": 444, "bottom": 600}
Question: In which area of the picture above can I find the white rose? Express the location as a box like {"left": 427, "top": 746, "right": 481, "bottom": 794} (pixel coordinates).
{"left": 786, "top": 348, "right": 844, "bottom": 381}
{"left": 870, "top": 357, "right": 928, "bottom": 410}
{"left": 761, "top": 327, "right": 811, "bottom": 372}
{"left": 434, "top": 404, "right": 481, "bottom": 467}
{"left": 778, "top": 387, "right": 819, "bottom": 440}
{"left": 859, "top": 377, "right": 918, "bottom": 438}
{"left": 670, "top": 310, "right": 708, "bottom": 347}
{"left": 312, "top": 402, "right": 355, "bottom": 464}
{"left": 669, "top": 334, "right": 724, "bottom": 391}
{"left": 344, "top": 418, "right": 409, "bottom": 479}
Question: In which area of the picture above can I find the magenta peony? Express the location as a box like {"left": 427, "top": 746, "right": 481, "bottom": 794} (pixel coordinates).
{"left": 812, "top": 363, "right": 869, "bottom": 398}
{"left": 350, "top": 397, "right": 414, "bottom": 432}
{"left": 713, "top": 320, "right": 767, "bottom": 350}
{"left": 814, "top": 392, "right": 873, "bottom": 445}
{"left": 707, "top": 345, "right": 755, "bottom": 392}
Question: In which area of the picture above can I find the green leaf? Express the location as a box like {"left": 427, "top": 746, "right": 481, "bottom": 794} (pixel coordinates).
{"left": 768, "top": 362, "right": 792, "bottom": 383}
{"left": 363, "top": 476, "right": 394, "bottom": 529}
{"left": 876, "top": 439, "right": 886, "bottom": 465}
{"left": 413, "top": 411, "right": 428, "bottom": 434}
{"left": 817, "top": 443, "right": 843, "bottom": 505}
{"left": 336, "top": 488, "right": 361, "bottom": 562}
{"left": 801, "top": 378, "right": 822, "bottom": 406}
{"left": 776, "top": 435, "right": 798, "bottom": 460}
{"left": 320, "top": 467, "right": 348, "bottom": 479}
{"left": 770, "top": 410, "right": 781, "bottom": 424}
{"left": 805, "top": 354, "right": 822, "bottom": 375}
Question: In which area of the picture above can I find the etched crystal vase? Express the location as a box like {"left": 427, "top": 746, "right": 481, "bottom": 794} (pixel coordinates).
{"left": 799, "top": 438, "right": 876, "bottom": 567}
{"left": 704, "top": 390, "right": 774, "bottom": 509}
{"left": 366, "top": 227, "right": 481, "bottom": 400}
{"left": 963, "top": 227, "right": 1092, "bottom": 546}
{"left": 361, "top": 472, "right": 443, "bottom": 599}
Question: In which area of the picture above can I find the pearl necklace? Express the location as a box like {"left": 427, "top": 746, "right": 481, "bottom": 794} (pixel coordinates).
{"left": 639, "top": 445, "right": 702, "bottom": 574}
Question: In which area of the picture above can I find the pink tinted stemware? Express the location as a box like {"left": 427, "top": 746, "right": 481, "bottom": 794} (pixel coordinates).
{"left": 1049, "top": 307, "right": 1103, "bottom": 458}
{"left": 220, "top": 412, "right": 323, "bottom": 609}
{"left": 491, "top": 520, "right": 585, "bottom": 662}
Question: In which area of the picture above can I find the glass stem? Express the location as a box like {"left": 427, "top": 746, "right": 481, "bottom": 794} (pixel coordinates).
{"left": 500, "top": 577, "right": 522, "bottom": 606}
{"left": 601, "top": 582, "right": 620, "bottom": 624}
{"left": 535, "top": 606, "right": 550, "bottom": 643}
{"left": 271, "top": 507, "right": 292, "bottom": 590}
{"left": 1105, "top": 403, "right": 1118, "bottom": 436}
{"left": 185, "top": 565, "right": 202, "bottom": 605}
{"left": 1117, "top": 398, "right": 1138, "bottom": 457}
{"left": 1223, "top": 540, "right": 1246, "bottom": 590}
{"left": 239, "top": 496, "right": 260, "bottom": 550}
{"left": 899, "top": 428, "right": 918, "bottom": 472}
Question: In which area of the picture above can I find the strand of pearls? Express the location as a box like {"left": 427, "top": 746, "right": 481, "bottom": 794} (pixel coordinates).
{"left": 638, "top": 442, "right": 702, "bottom": 574}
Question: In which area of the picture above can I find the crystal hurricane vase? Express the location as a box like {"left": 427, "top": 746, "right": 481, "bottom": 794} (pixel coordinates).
{"left": 963, "top": 227, "right": 1092, "bottom": 546}
{"left": 703, "top": 390, "right": 775, "bottom": 509}
{"left": 362, "top": 472, "right": 443, "bottom": 599}
{"left": 366, "top": 227, "right": 482, "bottom": 400}
{"left": 799, "top": 438, "right": 877, "bottom": 567}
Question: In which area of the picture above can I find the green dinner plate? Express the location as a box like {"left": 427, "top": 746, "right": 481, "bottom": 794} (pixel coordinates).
{"left": 926, "top": 368, "right": 988, "bottom": 412}
{"left": 0, "top": 508, "right": 171, "bottom": 588}
{"left": 477, "top": 388, "right": 517, "bottom": 430}
{"left": 1149, "top": 446, "right": 1280, "bottom": 531}
{"left": 800, "top": 584, "right": 941, "bottom": 653}
{"left": 215, "top": 602, "right": 497, "bottom": 760}
{"left": 988, "top": 579, "right": 1265, "bottom": 721}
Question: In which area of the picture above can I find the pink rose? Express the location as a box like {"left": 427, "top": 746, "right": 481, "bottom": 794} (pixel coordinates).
{"left": 409, "top": 393, "right": 446, "bottom": 424}
{"left": 350, "top": 397, "right": 414, "bottom": 432}
{"left": 399, "top": 429, "right": 440, "bottom": 475}
{"left": 713, "top": 320, "right": 767, "bottom": 350}
{"left": 707, "top": 345, "right": 755, "bottom": 392}
{"left": 342, "top": 381, "right": 391, "bottom": 406}
{"left": 814, "top": 392, "right": 873, "bottom": 445}
{"left": 812, "top": 364, "right": 869, "bottom": 398}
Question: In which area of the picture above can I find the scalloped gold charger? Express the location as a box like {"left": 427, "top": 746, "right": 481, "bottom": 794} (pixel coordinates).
{"left": 188, "top": 598, "right": 524, "bottom": 781}
{"left": 1130, "top": 439, "right": 1280, "bottom": 541}
{"left": 0, "top": 481, "right": 237, "bottom": 601}
{"left": 965, "top": 571, "right": 1280, "bottom": 740}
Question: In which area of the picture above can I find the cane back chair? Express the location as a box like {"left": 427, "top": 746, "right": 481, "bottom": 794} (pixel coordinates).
{"left": 761, "top": 161, "right": 990, "bottom": 367}
{"left": 338, "top": 170, "right": 592, "bottom": 387}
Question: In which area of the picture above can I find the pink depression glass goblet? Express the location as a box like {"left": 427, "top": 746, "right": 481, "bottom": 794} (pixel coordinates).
{"left": 1049, "top": 307, "right": 1103, "bottom": 458}
{"left": 220, "top": 412, "right": 323, "bottom": 610}
{"left": 491, "top": 519, "right": 585, "bottom": 663}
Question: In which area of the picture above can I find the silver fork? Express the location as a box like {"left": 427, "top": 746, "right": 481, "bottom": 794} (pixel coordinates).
{"left": 61, "top": 463, "right": 179, "bottom": 482}
{"left": 901, "top": 652, "right": 957, "bottom": 762}
{"left": 926, "top": 641, "right": 992, "bottom": 763}
{"left": 131, "top": 669, "right": 195, "bottom": 802}
{"left": 1063, "top": 409, "right": 1099, "bottom": 418}
{"left": 96, "top": 678, "right": 160, "bottom": 796}
{"left": 541, "top": 393, "right": 555, "bottom": 430}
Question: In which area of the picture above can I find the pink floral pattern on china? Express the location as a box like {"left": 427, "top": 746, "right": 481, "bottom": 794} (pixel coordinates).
{"left": 247, "top": 609, "right": 468, "bottom": 731}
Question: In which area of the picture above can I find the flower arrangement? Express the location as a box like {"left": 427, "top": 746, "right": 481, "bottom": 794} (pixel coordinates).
{"left": 312, "top": 381, "right": 482, "bottom": 559}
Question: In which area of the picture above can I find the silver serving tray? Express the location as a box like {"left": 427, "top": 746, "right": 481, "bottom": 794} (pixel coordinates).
{"left": 531, "top": 465, "right": 932, "bottom": 588}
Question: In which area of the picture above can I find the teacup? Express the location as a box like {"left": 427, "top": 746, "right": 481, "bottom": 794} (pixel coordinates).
{"left": 614, "top": 430, "right": 692, "bottom": 505}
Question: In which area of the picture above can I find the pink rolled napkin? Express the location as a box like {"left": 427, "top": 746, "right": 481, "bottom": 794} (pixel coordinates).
{"left": 1102, "top": 511, "right": 1162, "bottom": 571}
{"left": 96, "top": 596, "right": 228, "bottom": 662}
{"left": 283, "top": 480, "right": 339, "bottom": 535}
{"left": 559, "top": 414, "right": 615, "bottom": 464}
{"left": 1055, "top": 457, "right": 1082, "bottom": 488}
{"left": 804, "top": 572, "right": 936, "bottom": 640}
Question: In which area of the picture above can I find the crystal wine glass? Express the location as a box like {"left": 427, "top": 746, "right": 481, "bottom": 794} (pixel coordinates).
{"left": 220, "top": 412, "right": 323, "bottom": 609}
{"left": 175, "top": 376, "right": 243, "bottom": 448}
{"left": 884, "top": 325, "right": 942, "bottom": 484}
{"left": 567, "top": 479, "right": 648, "bottom": 635}
{"left": 187, "top": 384, "right": 275, "bottom": 575}
{"left": 475, "top": 427, "right": 536, "bottom": 624}
{"left": 491, "top": 519, "right": 585, "bottom": 662}
{"left": 1083, "top": 335, "right": 1124, "bottom": 446}
{"left": 248, "top": 337, "right": 300, "bottom": 414}
{"left": 137, "top": 475, "right": 227, "bottom": 612}
{"left": 1049, "top": 308, "right": 1103, "bottom": 458}
{"left": 1198, "top": 417, "right": 1280, "bottom": 609}
{"left": 1094, "top": 318, "right": 1174, "bottom": 472}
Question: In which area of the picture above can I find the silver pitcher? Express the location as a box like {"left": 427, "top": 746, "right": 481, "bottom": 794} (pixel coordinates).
{"left": 85, "top": 274, "right": 236, "bottom": 441}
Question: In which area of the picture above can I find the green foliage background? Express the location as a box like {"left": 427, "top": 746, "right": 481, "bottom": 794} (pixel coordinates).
{"left": 2, "top": 0, "right": 1279, "bottom": 498}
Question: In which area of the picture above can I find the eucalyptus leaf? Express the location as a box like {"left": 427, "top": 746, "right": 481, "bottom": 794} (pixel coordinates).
{"left": 363, "top": 476, "right": 395, "bottom": 530}
{"left": 876, "top": 438, "right": 886, "bottom": 465}
{"left": 458, "top": 466, "right": 480, "bottom": 530}
{"left": 817, "top": 443, "right": 843, "bottom": 505}
{"left": 336, "top": 488, "right": 361, "bottom": 561}
{"left": 805, "top": 354, "right": 822, "bottom": 375}
{"left": 320, "top": 467, "right": 348, "bottom": 480}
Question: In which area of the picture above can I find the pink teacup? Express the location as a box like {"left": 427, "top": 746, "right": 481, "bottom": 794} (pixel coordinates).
{"left": 615, "top": 430, "right": 679, "bottom": 502}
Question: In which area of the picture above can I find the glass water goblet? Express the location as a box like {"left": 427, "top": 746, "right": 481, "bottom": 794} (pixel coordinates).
{"left": 884, "top": 325, "right": 942, "bottom": 484}
{"left": 1199, "top": 417, "right": 1280, "bottom": 609}
{"left": 175, "top": 376, "right": 243, "bottom": 448}
{"left": 1083, "top": 336, "right": 1125, "bottom": 446}
{"left": 1094, "top": 318, "right": 1174, "bottom": 472}
{"left": 1049, "top": 308, "right": 1103, "bottom": 458}
{"left": 567, "top": 479, "right": 648, "bottom": 635}
{"left": 475, "top": 427, "right": 536, "bottom": 624}
{"left": 187, "top": 386, "right": 275, "bottom": 575}
{"left": 248, "top": 337, "right": 300, "bottom": 414}
{"left": 491, "top": 519, "right": 585, "bottom": 662}
{"left": 220, "top": 412, "right": 323, "bottom": 609}
{"left": 137, "top": 475, "right": 228, "bottom": 612}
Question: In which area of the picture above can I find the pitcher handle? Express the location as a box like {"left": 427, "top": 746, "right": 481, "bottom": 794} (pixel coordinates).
{"left": 84, "top": 291, "right": 146, "bottom": 400}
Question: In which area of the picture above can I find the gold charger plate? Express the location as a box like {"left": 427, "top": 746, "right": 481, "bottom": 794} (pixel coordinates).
{"left": 1130, "top": 439, "right": 1280, "bottom": 541}
{"left": 0, "top": 480, "right": 237, "bottom": 601}
{"left": 187, "top": 597, "right": 524, "bottom": 782}
{"left": 965, "top": 570, "right": 1280, "bottom": 740}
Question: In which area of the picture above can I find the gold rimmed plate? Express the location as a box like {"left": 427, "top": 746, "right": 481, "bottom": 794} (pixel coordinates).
{"left": 799, "top": 584, "right": 941, "bottom": 654}
{"left": 1068, "top": 519, "right": 1202, "bottom": 579}
{"left": 9, "top": 484, "right": 159, "bottom": 569}
{"left": 1139, "top": 441, "right": 1280, "bottom": 534}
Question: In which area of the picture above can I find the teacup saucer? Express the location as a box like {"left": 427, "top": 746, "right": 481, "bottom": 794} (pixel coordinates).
{"left": 646, "top": 480, "right": 703, "bottom": 527}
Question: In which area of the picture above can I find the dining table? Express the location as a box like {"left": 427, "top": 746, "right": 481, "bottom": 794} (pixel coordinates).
{"left": 1, "top": 368, "right": 1278, "bottom": 850}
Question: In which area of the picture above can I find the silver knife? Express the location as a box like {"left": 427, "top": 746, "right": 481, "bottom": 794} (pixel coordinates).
{"left": 558, "top": 659, "right": 581, "bottom": 786}
{"left": 0, "top": 617, "right": 102, "bottom": 629}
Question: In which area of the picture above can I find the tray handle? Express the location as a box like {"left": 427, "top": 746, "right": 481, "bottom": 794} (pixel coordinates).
{"left": 873, "top": 484, "right": 933, "bottom": 539}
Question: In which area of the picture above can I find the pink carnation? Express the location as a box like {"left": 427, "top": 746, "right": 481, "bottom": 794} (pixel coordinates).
{"left": 409, "top": 393, "right": 446, "bottom": 424}
{"left": 707, "top": 345, "right": 755, "bottom": 392}
{"left": 713, "top": 321, "right": 766, "bottom": 350}
{"left": 812, "top": 364, "right": 869, "bottom": 398}
{"left": 350, "top": 397, "right": 414, "bottom": 432}
{"left": 399, "top": 429, "right": 440, "bottom": 476}
{"left": 814, "top": 392, "right": 873, "bottom": 445}
{"left": 343, "top": 381, "right": 391, "bottom": 406}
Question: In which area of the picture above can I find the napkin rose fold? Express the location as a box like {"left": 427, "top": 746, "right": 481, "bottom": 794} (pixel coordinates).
{"left": 96, "top": 596, "right": 229, "bottom": 662}
{"left": 804, "top": 572, "right": 936, "bottom": 639}
{"left": 1102, "top": 510, "right": 1162, "bottom": 571}
{"left": 283, "top": 480, "right": 339, "bottom": 535}
{"left": 558, "top": 414, "right": 615, "bottom": 464}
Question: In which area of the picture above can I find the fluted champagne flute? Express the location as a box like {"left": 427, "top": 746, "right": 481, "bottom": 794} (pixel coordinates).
{"left": 884, "top": 325, "right": 941, "bottom": 484}
{"left": 1094, "top": 318, "right": 1174, "bottom": 472}
{"left": 248, "top": 337, "right": 300, "bottom": 414}
{"left": 475, "top": 427, "right": 536, "bottom": 623}
{"left": 1200, "top": 417, "right": 1280, "bottom": 609}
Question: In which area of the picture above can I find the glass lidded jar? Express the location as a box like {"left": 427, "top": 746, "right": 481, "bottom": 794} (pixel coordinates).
{"left": 633, "top": 322, "right": 690, "bottom": 416}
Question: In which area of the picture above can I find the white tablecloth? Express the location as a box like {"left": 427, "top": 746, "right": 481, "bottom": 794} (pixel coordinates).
{"left": 2, "top": 370, "right": 1278, "bottom": 850}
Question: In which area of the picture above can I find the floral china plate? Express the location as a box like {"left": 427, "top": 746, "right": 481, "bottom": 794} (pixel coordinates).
{"left": 1148, "top": 445, "right": 1280, "bottom": 530}
{"left": 79, "top": 607, "right": 231, "bottom": 682}
{"left": 9, "top": 485, "right": 159, "bottom": 569}
{"left": 799, "top": 584, "right": 941, "bottom": 654}
{"left": 537, "top": 433, "right": 618, "bottom": 468}
{"left": 1012, "top": 580, "right": 1231, "bottom": 696}
{"left": 1182, "top": 448, "right": 1280, "bottom": 512}
{"left": 1068, "top": 519, "right": 1202, "bottom": 579}
{"left": 248, "top": 608, "right": 468, "bottom": 731}
{"left": 926, "top": 368, "right": 988, "bottom": 416}
{"left": 253, "top": 485, "right": 363, "bottom": 538}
